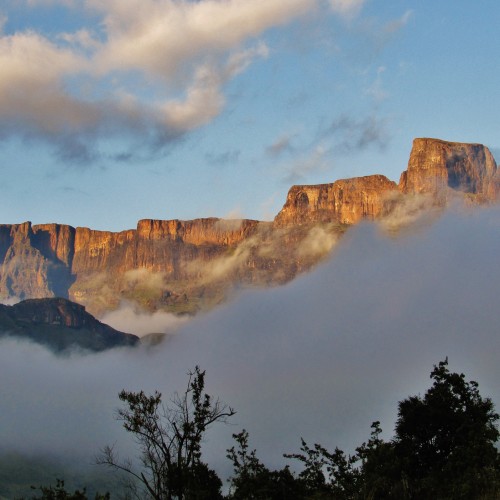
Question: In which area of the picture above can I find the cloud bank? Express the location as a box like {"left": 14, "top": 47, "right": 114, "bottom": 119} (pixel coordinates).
{"left": 0, "top": 0, "right": 367, "bottom": 163}
{"left": 0, "top": 205, "right": 498, "bottom": 483}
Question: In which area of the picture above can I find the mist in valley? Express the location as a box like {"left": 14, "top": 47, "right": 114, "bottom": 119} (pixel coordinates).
{"left": 0, "top": 205, "right": 499, "bottom": 487}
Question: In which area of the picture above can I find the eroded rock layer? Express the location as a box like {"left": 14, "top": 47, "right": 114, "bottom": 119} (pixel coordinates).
{"left": 273, "top": 175, "right": 398, "bottom": 226}
{"left": 399, "top": 138, "right": 498, "bottom": 200}
{"left": 0, "top": 138, "right": 497, "bottom": 317}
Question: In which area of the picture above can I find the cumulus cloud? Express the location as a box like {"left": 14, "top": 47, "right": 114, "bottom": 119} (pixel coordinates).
{"left": 162, "top": 43, "right": 269, "bottom": 132}
{"left": 0, "top": 0, "right": 320, "bottom": 163}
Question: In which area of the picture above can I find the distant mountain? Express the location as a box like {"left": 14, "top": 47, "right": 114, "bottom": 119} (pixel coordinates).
{"left": 0, "top": 297, "right": 138, "bottom": 352}
{"left": 0, "top": 138, "right": 498, "bottom": 318}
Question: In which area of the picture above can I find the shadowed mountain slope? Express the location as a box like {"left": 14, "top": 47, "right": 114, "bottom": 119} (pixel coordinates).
{"left": 0, "top": 297, "right": 138, "bottom": 352}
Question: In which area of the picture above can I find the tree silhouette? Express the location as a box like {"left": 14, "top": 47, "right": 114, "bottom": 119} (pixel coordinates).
{"left": 97, "top": 366, "right": 235, "bottom": 500}
{"left": 392, "top": 358, "right": 500, "bottom": 498}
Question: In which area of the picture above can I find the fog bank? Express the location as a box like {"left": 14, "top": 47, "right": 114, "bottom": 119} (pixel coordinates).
{"left": 0, "top": 206, "right": 499, "bottom": 480}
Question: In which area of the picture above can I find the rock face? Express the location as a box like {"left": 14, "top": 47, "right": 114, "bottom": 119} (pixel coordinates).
{"left": 399, "top": 138, "right": 498, "bottom": 201}
{"left": 0, "top": 222, "right": 74, "bottom": 299}
{"left": 1, "top": 217, "right": 334, "bottom": 316}
{"left": 0, "top": 297, "right": 138, "bottom": 352}
{"left": 0, "top": 138, "right": 497, "bottom": 317}
{"left": 274, "top": 175, "right": 398, "bottom": 226}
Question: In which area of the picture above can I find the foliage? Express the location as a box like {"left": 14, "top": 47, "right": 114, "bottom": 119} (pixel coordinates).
{"left": 88, "top": 359, "right": 500, "bottom": 498}
{"left": 285, "top": 358, "right": 500, "bottom": 499}
{"left": 285, "top": 439, "right": 359, "bottom": 498}
{"left": 24, "top": 479, "right": 109, "bottom": 500}
{"left": 391, "top": 358, "right": 500, "bottom": 499}
{"left": 227, "top": 430, "right": 305, "bottom": 499}
{"left": 97, "top": 366, "right": 234, "bottom": 500}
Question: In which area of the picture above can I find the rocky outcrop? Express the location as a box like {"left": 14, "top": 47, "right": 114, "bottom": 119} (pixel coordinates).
{"left": 0, "top": 138, "right": 497, "bottom": 317}
{"left": 399, "top": 138, "right": 498, "bottom": 201}
{"left": 135, "top": 218, "right": 259, "bottom": 244}
{"left": 274, "top": 175, "right": 398, "bottom": 226}
{"left": 0, "top": 223, "right": 75, "bottom": 300}
{"left": 0, "top": 297, "right": 138, "bottom": 352}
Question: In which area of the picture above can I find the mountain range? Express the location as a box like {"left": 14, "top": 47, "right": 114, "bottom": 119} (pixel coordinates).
{"left": 1, "top": 138, "right": 498, "bottom": 318}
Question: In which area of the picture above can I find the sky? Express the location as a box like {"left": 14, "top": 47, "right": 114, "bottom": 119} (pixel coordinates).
{"left": 0, "top": 0, "right": 499, "bottom": 231}
{"left": 1, "top": 205, "right": 499, "bottom": 479}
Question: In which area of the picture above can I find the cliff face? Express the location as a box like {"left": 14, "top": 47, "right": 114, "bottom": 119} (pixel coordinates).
{"left": 399, "top": 138, "right": 498, "bottom": 201}
{"left": 69, "top": 218, "right": 265, "bottom": 314}
{"left": 274, "top": 175, "right": 398, "bottom": 226}
{"left": 0, "top": 138, "right": 497, "bottom": 317}
{"left": 0, "top": 222, "right": 75, "bottom": 300}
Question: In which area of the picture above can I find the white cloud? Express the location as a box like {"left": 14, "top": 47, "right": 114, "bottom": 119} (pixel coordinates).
{"left": 0, "top": 0, "right": 316, "bottom": 162}
{"left": 100, "top": 301, "right": 190, "bottom": 337}
{"left": 328, "top": 0, "right": 365, "bottom": 18}
{"left": 90, "top": 0, "right": 305, "bottom": 79}
{"left": 162, "top": 43, "right": 269, "bottom": 131}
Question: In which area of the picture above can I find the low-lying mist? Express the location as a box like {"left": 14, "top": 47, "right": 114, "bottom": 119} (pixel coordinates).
{"left": 1, "top": 205, "right": 499, "bottom": 484}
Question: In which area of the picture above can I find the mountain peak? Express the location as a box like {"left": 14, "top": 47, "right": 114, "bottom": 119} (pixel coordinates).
{"left": 399, "top": 137, "right": 498, "bottom": 200}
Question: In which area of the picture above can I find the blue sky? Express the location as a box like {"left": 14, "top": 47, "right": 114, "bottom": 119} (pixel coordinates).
{"left": 0, "top": 0, "right": 498, "bottom": 231}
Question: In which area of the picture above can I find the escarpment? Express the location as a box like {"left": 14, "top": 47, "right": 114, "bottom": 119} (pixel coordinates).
{"left": 0, "top": 138, "right": 497, "bottom": 317}
{"left": 399, "top": 138, "right": 498, "bottom": 201}
{"left": 273, "top": 175, "right": 398, "bottom": 227}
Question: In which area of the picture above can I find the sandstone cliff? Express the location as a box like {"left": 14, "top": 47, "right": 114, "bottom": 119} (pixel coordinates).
{"left": 0, "top": 222, "right": 73, "bottom": 300}
{"left": 0, "top": 138, "right": 497, "bottom": 317}
{"left": 399, "top": 138, "right": 498, "bottom": 201}
{"left": 274, "top": 175, "right": 398, "bottom": 226}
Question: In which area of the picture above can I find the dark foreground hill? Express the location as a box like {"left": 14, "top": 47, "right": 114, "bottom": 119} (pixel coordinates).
{"left": 0, "top": 297, "right": 138, "bottom": 353}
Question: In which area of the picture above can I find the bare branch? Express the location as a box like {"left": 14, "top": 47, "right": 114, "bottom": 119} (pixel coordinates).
{"left": 97, "top": 366, "right": 234, "bottom": 499}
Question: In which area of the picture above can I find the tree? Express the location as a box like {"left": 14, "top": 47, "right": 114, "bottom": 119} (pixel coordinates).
{"left": 391, "top": 358, "right": 500, "bottom": 498}
{"left": 355, "top": 421, "right": 401, "bottom": 499}
{"left": 285, "top": 439, "right": 359, "bottom": 499}
{"left": 227, "top": 430, "right": 305, "bottom": 499}
{"left": 283, "top": 359, "right": 500, "bottom": 499}
{"left": 97, "top": 366, "right": 235, "bottom": 500}
{"left": 27, "top": 479, "right": 109, "bottom": 500}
